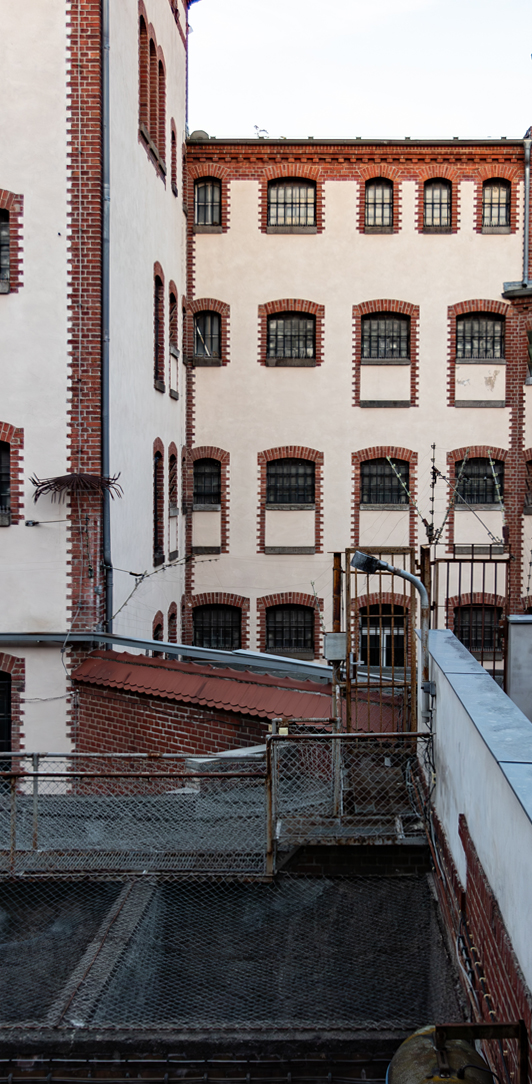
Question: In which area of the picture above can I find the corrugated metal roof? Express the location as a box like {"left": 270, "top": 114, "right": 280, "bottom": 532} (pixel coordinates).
{"left": 72, "top": 651, "right": 334, "bottom": 722}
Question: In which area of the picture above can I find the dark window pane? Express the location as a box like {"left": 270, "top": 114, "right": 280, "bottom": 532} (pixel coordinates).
{"left": 456, "top": 316, "right": 505, "bottom": 359}
{"left": 194, "top": 181, "right": 221, "bottom": 226}
{"left": 365, "top": 179, "right": 393, "bottom": 228}
{"left": 154, "top": 275, "right": 164, "bottom": 382}
{"left": 359, "top": 604, "right": 406, "bottom": 668}
{"left": 267, "top": 315, "right": 315, "bottom": 359}
{"left": 266, "top": 459, "right": 315, "bottom": 504}
{"left": 194, "top": 605, "right": 241, "bottom": 649}
{"left": 454, "top": 606, "right": 502, "bottom": 652}
{"left": 266, "top": 605, "right": 314, "bottom": 652}
{"left": 268, "top": 182, "right": 315, "bottom": 227}
{"left": 169, "top": 453, "right": 178, "bottom": 509}
{"left": 361, "top": 316, "right": 410, "bottom": 359}
{"left": 455, "top": 458, "right": 504, "bottom": 505}
{"left": 194, "top": 312, "right": 220, "bottom": 357}
{"left": 424, "top": 180, "right": 451, "bottom": 228}
{"left": 360, "top": 458, "right": 409, "bottom": 505}
{"left": 153, "top": 451, "right": 164, "bottom": 563}
{"left": 482, "top": 181, "right": 510, "bottom": 228}
{"left": 0, "top": 211, "right": 9, "bottom": 282}
{"left": 194, "top": 458, "right": 221, "bottom": 505}
{"left": 0, "top": 442, "right": 10, "bottom": 513}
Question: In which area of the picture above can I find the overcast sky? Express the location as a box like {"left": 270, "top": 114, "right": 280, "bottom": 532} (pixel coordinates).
{"left": 188, "top": 0, "right": 532, "bottom": 141}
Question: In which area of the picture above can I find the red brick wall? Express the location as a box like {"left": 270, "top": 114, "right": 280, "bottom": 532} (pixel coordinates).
{"left": 0, "top": 189, "right": 24, "bottom": 291}
{"left": 74, "top": 683, "right": 267, "bottom": 755}
{"left": 0, "top": 652, "right": 25, "bottom": 752}
{"left": 0, "top": 422, "right": 24, "bottom": 524}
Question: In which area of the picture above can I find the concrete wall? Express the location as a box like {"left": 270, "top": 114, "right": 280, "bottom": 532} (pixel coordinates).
{"left": 506, "top": 615, "right": 532, "bottom": 721}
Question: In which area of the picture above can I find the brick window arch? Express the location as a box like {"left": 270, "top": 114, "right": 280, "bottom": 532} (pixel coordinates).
{"left": 447, "top": 300, "right": 511, "bottom": 407}
{"left": 0, "top": 190, "right": 23, "bottom": 293}
{"left": 259, "top": 299, "right": 324, "bottom": 367}
{"left": 0, "top": 652, "right": 25, "bottom": 756}
{"left": 352, "top": 300, "right": 419, "bottom": 408}
{"left": 183, "top": 592, "right": 250, "bottom": 647}
{"left": 258, "top": 447, "right": 323, "bottom": 553}
{"left": 474, "top": 164, "right": 521, "bottom": 234}
{"left": 257, "top": 592, "right": 323, "bottom": 659}
{"left": 187, "top": 163, "right": 230, "bottom": 232}
{"left": 445, "top": 445, "right": 508, "bottom": 548}
{"left": 167, "top": 602, "right": 178, "bottom": 644}
{"left": 153, "top": 438, "right": 165, "bottom": 566}
{"left": 183, "top": 446, "right": 230, "bottom": 553}
{"left": 260, "top": 165, "right": 324, "bottom": 234}
{"left": 0, "top": 422, "right": 23, "bottom": 525}
{"left": 413, "top": 166, "right": 460, "bottom": 233}
{"left": 138, "top": 8, "right": 166, "bottom": 180}
{"left": 352, "top": 447, "right": 418, "bottom": 547}
{"left": 185, "top": 298, "right": 230, "bottom": 366}
{"left": 357, "top": 166, "right": 401, "bottom": 234}
{"left": 138, "top": 14, "right": 148, "bottom": 131}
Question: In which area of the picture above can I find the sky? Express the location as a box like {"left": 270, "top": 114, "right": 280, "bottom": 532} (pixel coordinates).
{"left": 188, "top": 0, "right": 532, "bottom": 142}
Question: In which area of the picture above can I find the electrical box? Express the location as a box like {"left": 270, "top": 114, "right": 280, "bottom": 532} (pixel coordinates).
{"left": 323, "top": 632, "right": 347, "bottom": 662}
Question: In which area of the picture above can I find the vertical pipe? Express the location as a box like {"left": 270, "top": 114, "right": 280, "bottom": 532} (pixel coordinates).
{"left": 101, "top": 0, "right": 113, "bottom": 634}
{"left": 32, "top": 753, "right": 39, "bottom": 850}
{"left": 523, "top": 140, "right": 531, "bottom": 287}
{"left": 332, "top": 553, "right": 342, "bottom": 631}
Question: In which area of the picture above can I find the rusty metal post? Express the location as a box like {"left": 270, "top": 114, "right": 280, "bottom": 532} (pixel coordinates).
{"left": 345, "top": 548, "right": 352, "bottom": 732}
{"left": 32, "top": 753, "right": 39, "bottom": 850}
{"left": 518, "top": 1018, "right": 528, "bottom": 1084}
{"left": 10, "top": 774, "right": 16, "bottom": 874}
{"left": 332, "top": 553, "right": 342, "bottom": 632}
{"left": 420, "top": 544, "right": 431, "bottom": 613}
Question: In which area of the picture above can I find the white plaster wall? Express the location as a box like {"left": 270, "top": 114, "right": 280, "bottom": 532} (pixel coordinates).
{"left": 359, "top": 366, "right": 411, "bottom": 401}
{"left": 359, "top": 509, "right": 410, "bottom": 547}
{"left": 193, "top": 511, "right": 221, "bottom": 548}
{"left": 109, "top": 0, "right": 187, "bottom": 642}
{"left": 453, "top": 508, "right": 505, "bottom": 545}
{"left": 191, "top": 173, "right": 521, "bottom": 649}
{"left": 455, "top": 363, "right": 506, "bottom": 402}
{"left": 265, "top": 509, "right": 315, "bottom": 548}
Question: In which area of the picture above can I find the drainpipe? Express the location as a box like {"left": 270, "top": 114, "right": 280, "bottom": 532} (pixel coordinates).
{"left": 523, "top": 139, "right": 531, "bottom": 287}
{"left": 102, "top": 0, "right": 113, "bottom": 635}
{"left": 350, "top": 551, "right": 432, "bottom": 730}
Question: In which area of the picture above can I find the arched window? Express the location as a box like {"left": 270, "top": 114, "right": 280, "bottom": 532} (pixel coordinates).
{"left": 0, "top": 442, "right": 10, "bottom": 525}
{"left": 149, "top": 39, "right": 158, "bottom": 143}
{"left": 365, "top": 179, "right": 393, "bottom": 229}
{"left": 267, "top": 181, "right": 316, "bottom": 227}
{"left": 194, "top": 312, "right": 220, "bottom": 359}
{"left": 193, "top": 605, "right": 241, "bottom": 649}
{"left": 455, "top": 458, "right": 504, "bottom": 505}
{"left": 194, "top": 180, "right": 221, "bottom": 226}
{"left": 138, "top": 17, "right": 148, "bottom": 131}
{"left": 266, "top": 459, "right": 315, "bottom": 505}
{"left": 169, "top": 289, "right": 178, "bottom": 348}
{"left": 168, "top": 606, "right": 177, "bottom": 644}
{"left": 157, "top": 60, "right": 166, "bottom": 161}
{"left": 456, "top": 315, "right": 505, "bottom": 359}
{"left": 0, "top": 210, "right": 9, "bottom": 290}
{"left": 360, "top": 458, "right": 409, "bottom": 505}
{"left": 171, "top": 127, "right": 177, "bottom": 196}
{"left": 153, "top": 619, "right": 164, "bottom": 657}
{"left": 266, "top": 604, "right": 314, "bottom": 656}
{"left": 454, "top": 605, "right": 502, "bottom": 656}
{"left": 168, "top": 451, "right": 178, "bottom": 514}
{"left": 361, "top": 315, "right": 410, "bottom": 359}
{"left": 359, "top": 604, "right": 407, "bottom": 668}
{"left": 154, "top": 274, "right": 164, "bottom": 385}
{"left": 193, "top": 458, "right": 221, "bottom": 506}
{"left": 267, "top": 314, "right": 315, "bottom": 360}
{"left": 153, "top": 449, "right": 164, "bottom": 565}
{"left": 482, "top": 180, "right": 510, "bottom": 229}
{"left": 424, "top": 179, "right": 451, "bottom": 229}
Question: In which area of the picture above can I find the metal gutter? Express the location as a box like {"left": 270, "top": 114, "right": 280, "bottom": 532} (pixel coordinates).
{"left": 0, "top": 632, "right": 331, "bottom": 684}
{"left": 101, "top": 0, "right": 113, "bottom": 632}
{"left": 503, "top": 138, "right": 532, "bottom": 298}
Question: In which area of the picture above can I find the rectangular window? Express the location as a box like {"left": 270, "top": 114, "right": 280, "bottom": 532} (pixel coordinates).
{"left": 0, "top": 442, "right": 10, "bottom": 525}
{"left": 360, "top": 458, "right": 409, "bottom": 505}
{"left": 454, "top": 606, "right": 502, "bottom": 654}
{"left": 194, "top": 181, "right": 221, "bottom": 226}
{"left": 194, "top": 605, "right": 241, "bottom": 649}
{"left": 482, "top": 181, "right": 510, "bottom": 228}
{"left": 268, "top": 182, "right": 315, "bottom": 227}
{"left": 456, "top": 317, "right": 505, "bottom": 359}
{"left": 455, "top": 458, "right": 504, "bottom": 505}
{"left": 194, "top": 312, "right": 220, "bottom": 358}
{"left": 266, "top": 604, "right": 314, "bottom": 654}
{"left": 193, "top": 458, "right": 221, "bottom": 505}
{"left": 267, "top": 315, "right": 315, "bottom": 359}
{"left": 362, "top": 316, "right": 410, "bottom": 359}
{"left": 365, "top": 180, "right": 393, "bottom": 228}
{"left": 424, "top": 180, "right": 451, "bottom": 229}
{"left": 267, "top": 459, "right": 315, "bottom": 505}
{"left": 154, "top": 275, "right": 164, "bottom": 386}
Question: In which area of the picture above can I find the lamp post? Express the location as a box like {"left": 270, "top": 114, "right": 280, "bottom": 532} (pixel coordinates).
{"left": 350, "top": 551, "right": 432, "bottom": 730}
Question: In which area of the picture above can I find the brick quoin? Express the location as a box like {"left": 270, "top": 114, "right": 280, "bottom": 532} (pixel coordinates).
{"left": 351, "top": 446, "right": 418, "bottom": 547}
{"left": 0, "top": 422, "right": 24, "bottom": 524}
{"left": 257, "top": 446, "right": 324, "bottom": 554}
{"left": 256, "top": 591, "right": 324, "bottom": 658}
{"left": 182, "top": 592, "right": 250, "bottom": 647}
{"left": 0, "top": 189, "right": 24, "bottom": 291}
{"left": 352, "top": 299, "right": 419, "bottom": 407}
{"left": 258, "top": 299, "right": 325, "bottom": 367}
{"left": 0, "top": 652, "right": 25, "bottom": 753}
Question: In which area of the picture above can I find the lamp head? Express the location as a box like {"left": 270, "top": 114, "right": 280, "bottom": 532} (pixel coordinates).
{"left": 350, "top": 550, "right": 381, "bottom": 574}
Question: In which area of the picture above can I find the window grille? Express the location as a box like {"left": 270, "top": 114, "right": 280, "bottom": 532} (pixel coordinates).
{"left": 361, "top": 316, "right": 410, "bottom": 359}
{"left": 154, "top": 275, "right": 164, "bottom": 382}
{"left": 482, "top": 180, "right": 510, "bottom": 228}
{"left": 169, "top": 290, "right": 178, "bottom": 347}
{"left": 456, "top": 315, "right": 505, "bottom": 359}
{"left": 193, "top": 458, "right": 221, "bottom": 505}
{"left": 194, "top": 181, "right": 221, "bottom": 226}
{"left": 268, "top": 182, "right": 315, "bottom": 227}
{"left": 194, "top": 312, "right": 220, "bottom": 358}
{"left": 424, "top": 180, "right": 451, "bottom": 228}
{"left": 359, "top": 604, "right": 406, "bottom": 668}
{"left": 194, "top": 605, "right": 241, "bottom": 650}
{"left": 453, "top": 606, "right": 502, "bottom": 653}
{"left": 455, "top": 458, "right": 504, "bottom": 505}
{"left": 266, "top": 604, "right": 314, "bottom": 653}
{"left": 0, "top": 442, "right": 10, "bottom": 515}
{"left": 153, "top": 451, "right": 164, "bottom": 564}
{"left": 360, "top": 458, "right": 409, "bottom": 505}
{"left": 267, "top": 315, "right": 315, "bottom": 359}
{"left": 266, "top": 458, "right": 315, "bottom": 504}
{"left": 168, "top": 452, "right": 178, "bottom": 512}
{"left": 0, "top": 211, "right": 9, "bottom": 283}
{"left": 365, "top": 179, "right": 393, "bottom": 228}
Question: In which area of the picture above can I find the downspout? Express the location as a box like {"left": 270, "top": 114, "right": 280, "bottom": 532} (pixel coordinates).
{"left": 523, "top": 138, "right": 531, "bottom": 287}
{"left": 102, "top": 0, "right": 113, "bottom": 635}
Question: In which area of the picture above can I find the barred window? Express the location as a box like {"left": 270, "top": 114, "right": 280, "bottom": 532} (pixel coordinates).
{"left": 359, "top": 604, "right": 406, "bottom": 669}
{"left": 455, "top": 458, "right": 504, "bottom": 505}
{"left": 194, "top": 180, "right": 221, "bottom": 226}
{"left": 266, "top": 459, "right": 315, "bottom": 505}
{"left": 168, "top": 452, "right": 178, "bottom": 513}
{"left": 169, "top": 289, "right": 178, "bottom": 348}
{"left": 168, "top": 607, "right": 177, "bottom": 644}
{"left": 482, "top": 180, "right": 510, "bottom": 228}
{"left": 0, "top": 442, "right": 10, "bottom": 519}
{"left": 424, "top": 180, "right": 451, "bottom": 229}
{"left": 194, "top": 605, "right": 241, "bottom": 650}
{"left": 361, "top": 315, "right": 410, "bottom": 359}
{"left": 193, "top": 458, "right": 221, "bottom": 506}
{"left": 360, "top": 458, "right": 409, "bottom": 505}
{"left": 456, "top": 315, "right": 505, "bottom": 359}
{"left": 365, "top": 179, "right": 393, "bottom": 228}
{"left": 154, "top": 274, "right": 164, "bottom": 383}
{"left": 267, "top": 314, "right": 315, "bottom": 359}
{"left": 0, "top": 211, "right": 9, "bottom": 284}
{"left": 153, "top": 450, "right": 164, "bottom": 565}
{"left": 194, "top": 312, "right": 220, "bottom": 358}
{"left": 266, "top": 604, "right": 314, "bottom": 655}
{"left": 268, "top": 182, "right": 315, "bottom": 227}
{"left": 454, "top": 606, "right": 502, "bottom": 654}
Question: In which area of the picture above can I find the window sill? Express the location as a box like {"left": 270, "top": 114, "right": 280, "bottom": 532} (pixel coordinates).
{"left": 359, "top": 399, "right": 411, "bottom": 408}
{"left": 0, "top": 511, "right": 11, "bottom": 526}
{"left": 154, "top": 378, "right": 166, "bottom": 392}
{"left": 170, "top": 343, "right": 180, "bottom": 358}
{"left": 454, "top": 399, "right": 506, "bottom": 408}
{"left": 265, "top": 357, "right": 316, "bottom": 367}
{"left": 193, "top": 224, "right": 223, "bottom": 233}
{"left": 154, "top": 554, "right": 165, "bottom": 567}
{"left": 139, "top": 123, "right": 167, "bottom": 176}
{"left": 266, "top": 226, "right": 317, "bottom": 234}
{"left": 192, "top": 357, "right": 223, "bottom": 367}
{"left": 264, "top": 546, "right": 315, "bottom": 554}
{"left": 192, "top": 545, "right": 221, "bottom": 554}
{"left": 168, "top": 550, "right": 179, "bottom": 561}
{"left": 360, "top": 503, "right": 409, "bottom": 511}
{"left": 266, "top": 504, "right": 315, "bottom": 511}
{"left": 0, "top": 281, "right": 9, "bottom": 295}
{"left": 169, "top": 504, "right": 179, "bottom": 518}
{"left": 422, "top": 227, "right": 452, "bottom": 234}
{"left": 482, "top": 226, "right": 511, "bottom": 234}
{"left": 360, "top": 359, "right": 411, "bottom": 366}
{"left": 169, "top": 388, "right": 179, "bottom": 400}
{"left": 455, "top": 359, "right": 506, "bottom": 365}
{"left": 364, "top": 226, "right": 394, "bottom": 234}
{"left": 193, "top": 504, "right": 221, "bottom": 512}
{"left": 171, "top": 182, "right": 178, "bottom": 198}
{"left": 455, "top": 504, "right": 502, "bottom": 511}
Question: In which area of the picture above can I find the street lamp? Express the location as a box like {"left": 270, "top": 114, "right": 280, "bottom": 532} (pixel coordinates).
{"left": 350, "top": 551, "right": 432, "bottom": 729}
